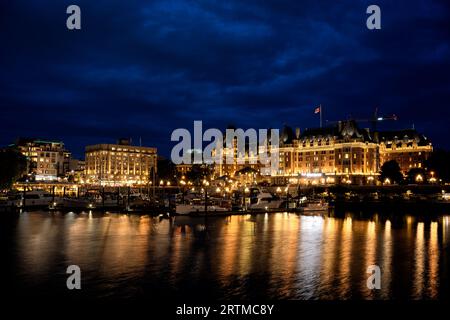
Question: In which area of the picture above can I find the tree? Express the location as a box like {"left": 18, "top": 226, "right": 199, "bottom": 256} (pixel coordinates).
{"left": 0, "top": 148, "right": 27, "bottom": 190}
{"left": 406, "top": 168, "right": 427, "bottom": 184}
{"left": 425, "top": 149, "right": 450, "bottom": 183}
{"left": 379, "top": 160, "right": 403, "bottom": 184}
{"left": 157, "top": 158, "right": 177, "bottom": 183}
{"left": 186, "top": 164, "right": 212, "bottom": 185}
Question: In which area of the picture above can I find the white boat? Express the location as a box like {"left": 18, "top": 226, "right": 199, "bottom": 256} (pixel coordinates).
{"left": 21, "top": 190, "right": 55, "bottom": 208}
{"left": 249, "top": 192, "right": 283, "bottom": 211}
{"left": 298, "top": 200, "right": 329, "bottom": 213}
{"left": 176, "top": 204, "right": 228, "bottom": 215}
{"left": 5, "top": 194, "right": 22, "bottom": 207}
{"left": 51, "top": 197, "right": 96, "bottom": 210}
{"left": 176, "top": 196, "right": 230, "bottom": 215}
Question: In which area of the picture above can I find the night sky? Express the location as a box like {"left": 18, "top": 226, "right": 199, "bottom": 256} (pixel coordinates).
{"left": 1, "top": 0, "right": 449, "bottom": 159}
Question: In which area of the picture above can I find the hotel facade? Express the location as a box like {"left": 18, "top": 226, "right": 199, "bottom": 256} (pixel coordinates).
{"left": 85, "top": 140, "right": 157, "bottom": 186}
{"left": 377, "top": 130, "right": 432, "bottom": 173}
{"left": 209, "top": 120, "right": 432, "bottom": 185}
{"left": 276, "top": 121, "right": 379, "bottom": 184}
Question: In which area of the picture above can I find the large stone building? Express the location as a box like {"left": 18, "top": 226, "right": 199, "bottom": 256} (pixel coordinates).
{"left": 209, "top": 121, "right": 433, "bottom": 185}
{"left": 14, "top": 138, "right": 71, "bottom": 181}
{"left": 85, "top": 139, "right": 157, "bottom": 186}
{"left": 377, "top": 130, "right": 432, "bottom": 173}
{"left": 278, "top": 121, "right": 379, "bottom": 184}
{"left": 214, "top": 138, "right": 262, "bottom": 178}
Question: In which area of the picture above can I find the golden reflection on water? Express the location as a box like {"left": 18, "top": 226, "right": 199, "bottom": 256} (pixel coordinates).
{"left": 319, "top": 217, "right": 337, "bottom": 298}
{"left": 293, "top": 215, "right": 322, "bottom": 298}
{"left": 218, "top": 216, "right": 241, "bottom": 278}
{"left": 413, "top": 222, "right": 425, "bottom": 298}
{"left": 268, "top": 213, "right": 300, "bottom": 297}
{"left": 381, "top": 220, "right": 392, "bottom": 298}
{"left": 428, "top": 222, "right": 439, "bottom": 298}
{"left": 338, "top": 216, "right": 352, "bottom": 298}
{"left": 13, "top": 212, "right": 450, "bottom": 299}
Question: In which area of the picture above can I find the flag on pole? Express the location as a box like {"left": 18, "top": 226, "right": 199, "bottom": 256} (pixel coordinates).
{"left": 314, "top": 106, "right": 321, "bottom": 114}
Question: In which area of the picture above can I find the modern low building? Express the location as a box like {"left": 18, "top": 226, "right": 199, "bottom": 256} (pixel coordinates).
{"left": 14, "top": 138, "right": 71, "bottom": 181}
{"left": 85, "top": 139, "right": 157, "bottom": 186}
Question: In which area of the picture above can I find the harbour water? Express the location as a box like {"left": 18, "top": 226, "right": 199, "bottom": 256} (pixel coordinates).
{"left": 3, "top": 211, "right": 450, "bottom": 300}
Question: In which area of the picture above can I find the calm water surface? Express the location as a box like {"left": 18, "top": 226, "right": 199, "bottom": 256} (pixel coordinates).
{"left": 3, "top": 211, "right": 450, "bottom": 300}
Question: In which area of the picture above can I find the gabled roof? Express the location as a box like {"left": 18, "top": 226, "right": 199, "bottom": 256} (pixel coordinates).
{"left": 376, "top": 129, "right": 430, "bottom": 146}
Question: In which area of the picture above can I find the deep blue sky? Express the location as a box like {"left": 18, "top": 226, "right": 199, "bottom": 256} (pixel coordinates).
{"left": 1, "top": 0, "right": 449, "bottom": 158}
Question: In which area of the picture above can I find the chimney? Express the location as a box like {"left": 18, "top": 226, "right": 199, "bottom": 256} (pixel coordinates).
{"left": 295, "top": 127, "right": 301, "bottom": 139}
{"left": 117, "top": 138, "right": 131, "bottom": 146}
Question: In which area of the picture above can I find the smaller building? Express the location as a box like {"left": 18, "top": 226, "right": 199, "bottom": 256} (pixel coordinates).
{"left": 15, "top": 138, "right": 71, "bottom": 181}
{"left": 278, "top": 121, "right": 379, "bottom": 185}
{"left": 176, "top": 163, "right": 193, "bottom": 177}
{"left": 67, "top": 159, "right": 85, "bottom": 183}
{"left": 85, "top": 139, "right": 157, "bottom": 186}
{"left": 377, "top": 130, "right": 432, "bottom": 174}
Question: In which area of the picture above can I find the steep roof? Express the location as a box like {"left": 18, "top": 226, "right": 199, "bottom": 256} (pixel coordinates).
{"left": 376, "top": 129, "right": 430, "bottom": 146}
{"left": 299, "top": 120, "right": 373, "bottom": 142}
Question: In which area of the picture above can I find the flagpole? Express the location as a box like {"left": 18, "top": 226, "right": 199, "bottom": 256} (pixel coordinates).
{"left": 320, "top": 104, "right": 322, "bottom": 128}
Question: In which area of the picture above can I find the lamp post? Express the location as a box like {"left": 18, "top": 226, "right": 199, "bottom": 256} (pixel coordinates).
{"left": 430, "top": 171, "right": 437, "bottom": 184}
{"left": 243, "top": 186, "right": 250, "bottom": 211}
{"left": 285, "top": 186, "right": 289, "bottom": 210}
{"left": 203, "top": 180, "right": 209, "bottom": 213}
{"left": 180, "top": 179, "right": 186, "bottom": 203}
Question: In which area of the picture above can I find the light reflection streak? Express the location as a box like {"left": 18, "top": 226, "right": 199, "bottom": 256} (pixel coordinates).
{"left": 320, "top": 217, "right": 337, "bottom": 289}
{"left": 427, "top": 222, "right": 439, "bottom": 298}
{"left": 381, "top": 220, "right": 392, "bottom": 298}
{"left": 11, "top": 212, "right": 450, "bottom": 300}
{"left": 338, "top": 216, "right": 352, "bottom": 298}
{"left": 413, "top": 222, "right": 425, "bottom": 299}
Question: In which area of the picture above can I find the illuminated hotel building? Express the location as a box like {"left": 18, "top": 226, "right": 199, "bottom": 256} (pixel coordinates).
{"left": 213, "top": 131, "right": 262, "bottom": 178}
{"left": 211, "top": 120, "right": 432, "bottom": 185}
{"left": 85, "top": 140, "right": 157, "bottom": 186}
{"left": 15, "top": 138, "right": 71, "bottom": 181}
{"left": 377, "top": 130, "right": 432, "bottom": 173}
{"left": 215, "top": 148, "right": 261, "bottom": 178}
{"left": 175, "top": 163, "right": 193, "bottom": 176}
{"left": 277, "top": 121, "right": 378, "bottom": 184}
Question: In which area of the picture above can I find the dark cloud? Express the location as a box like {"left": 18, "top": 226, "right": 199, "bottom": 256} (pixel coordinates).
{"left": 1, "top": 0, "right": 449, "bottom": 158}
